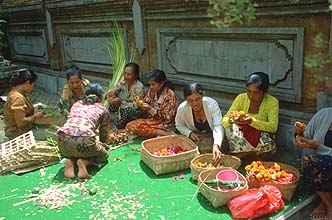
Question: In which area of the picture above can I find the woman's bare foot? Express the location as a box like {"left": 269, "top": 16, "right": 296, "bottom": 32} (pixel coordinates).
{"left": 309, "top": 201, "right": 326, "bottom": 219}
{"left": 77, "top": 159, "right": 89, "bottom": 179}
{"left": 64, "top": 159, "right": 75, "bottom": 178}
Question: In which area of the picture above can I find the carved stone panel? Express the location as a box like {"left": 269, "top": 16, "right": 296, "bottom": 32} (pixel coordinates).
{"left": 7, "top": 30, "right": 49, "bottom": 65}
{"left": 157, "top": 28, "right": 304, "bottom": 103}
{"left": 60, "top": 29, "right": 128, "bottom": 74}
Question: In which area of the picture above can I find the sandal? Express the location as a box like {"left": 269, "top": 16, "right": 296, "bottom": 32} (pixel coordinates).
{"left": 309, "top": 209, "right": 327, "bottom": 220}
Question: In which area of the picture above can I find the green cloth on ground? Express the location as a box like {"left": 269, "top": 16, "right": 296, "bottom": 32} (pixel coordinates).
{"left": 0, "top": 139, "right": 311, "bottom": 219}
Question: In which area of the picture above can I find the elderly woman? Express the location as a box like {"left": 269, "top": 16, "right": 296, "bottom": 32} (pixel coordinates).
{"left": 126, "top": 69, "right": 179, "bottom": 137}
{"left": 222, "top": 72, "right": 279, "bottom": 159}
{"left": 175, "top": 83, "right": 223, "bottom": 161}
{"left": 105, "top": 62, "right": 145, "bottom": 129}
{"left": 294, "top": 108, "right": 332, "bottom": 220}
{"left": 57, "top": 83, "right": 110, "bottom": 179}
{"left": 4, "top": 69, "right": 44, "bottom": 139}
{"left": 58, "top": 65, "right": 90, "bottom": 118}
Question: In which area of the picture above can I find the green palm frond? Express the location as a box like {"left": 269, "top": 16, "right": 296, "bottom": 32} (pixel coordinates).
{"left": 103, "top": 18, "right": 136, "bottom": 105}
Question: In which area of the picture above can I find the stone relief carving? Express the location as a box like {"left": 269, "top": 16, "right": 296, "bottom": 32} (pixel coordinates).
{"left": 7, "top": 30, "right": 49, "bottom": 65}
{"left": 158, "top": 28, "right": 304, "bottom": 103}
{"left": 60, "top": 29, "right": 128, "bottom": 74}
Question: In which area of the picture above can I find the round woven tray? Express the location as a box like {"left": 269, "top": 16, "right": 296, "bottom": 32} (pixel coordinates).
{"left": 190, "top": 154, "right": 241, "bottom": 181}
{"left": 246, "top": 162, "right": 300, "bottom": 201}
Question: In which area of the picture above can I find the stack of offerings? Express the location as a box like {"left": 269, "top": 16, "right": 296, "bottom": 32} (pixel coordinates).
{"left": 141, "top": 135, "right": 199, "bottom": 175}
{"left": 0, "top": 131, "right": 61, "bottom": 174}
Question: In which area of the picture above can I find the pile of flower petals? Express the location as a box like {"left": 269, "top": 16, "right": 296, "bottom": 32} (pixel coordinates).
{"left": 151, "top": 146, "right": 187, "bottom": 156}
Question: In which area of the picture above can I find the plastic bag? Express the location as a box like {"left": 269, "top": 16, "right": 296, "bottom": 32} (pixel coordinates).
{"left": 227, "top": 185, "right": 284, "bottom": 219}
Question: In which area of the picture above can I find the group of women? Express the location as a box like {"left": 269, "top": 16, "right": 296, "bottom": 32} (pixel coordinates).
{"left": 4, "top": 64, "right": 332, "bottom": 219}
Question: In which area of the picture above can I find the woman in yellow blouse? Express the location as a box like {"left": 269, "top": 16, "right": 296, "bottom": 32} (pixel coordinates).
{"left": 58, "top": 65, "right": 90, "bottom": 117}
{"left": 4, "top": 69, "right": 44, "bottom": 139}
{"left": 222, "top": 72, "right": 279, "bottom": 159}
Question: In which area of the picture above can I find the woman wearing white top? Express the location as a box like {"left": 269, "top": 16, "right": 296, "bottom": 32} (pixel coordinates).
{"left": 175, "top": 83, "right": 223, "bottom": 161}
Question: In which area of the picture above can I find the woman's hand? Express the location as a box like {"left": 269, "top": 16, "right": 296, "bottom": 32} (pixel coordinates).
{"left": 106, "top": 91, "right": 115, "bottom": 98}
{"left": 295, "top": 135, "right": 320, "bottom": 149}
{"left": 229, "top": 111, "right": 252, "bottom": 125}
{"left": 212, "top": 144, "right": 222, "bottom": 164}
{"left": 294, "top": 121, "right": 306, "bottom": 135}
{"left": 34, "top": 111, "right": 44, "bottom": 120}
{"left": 235, "top": 114, "right": 252, "bottom": 125}
{"left": 189, "top": 132, "right": 201, "bottom": 142}
{"left": 107, "top": 97, "right": 121, "bottom": 105}
{"left": 138, "top": 102, "right": 151, "bottom": 112}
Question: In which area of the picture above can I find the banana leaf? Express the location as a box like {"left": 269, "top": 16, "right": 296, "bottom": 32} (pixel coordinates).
{"left": 204, "top": 179, "right": 245, "bottom": 189}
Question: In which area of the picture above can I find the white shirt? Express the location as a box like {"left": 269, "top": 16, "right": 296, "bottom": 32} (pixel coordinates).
{"left": 175, "top": 96, "right": 224, "bottom": 146}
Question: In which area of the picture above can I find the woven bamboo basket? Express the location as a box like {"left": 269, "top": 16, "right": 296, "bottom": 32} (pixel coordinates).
{"left": 246, "top": 162, "right": 300, "bottom": 201}
{"left": 198, "top": 168, "right": 248, "bottom": 208}
{"left": 190, "top": 154, "right": 241, "bottom": 181}
{"left": 141, "top": 135, "right": 199, "bottom": 175}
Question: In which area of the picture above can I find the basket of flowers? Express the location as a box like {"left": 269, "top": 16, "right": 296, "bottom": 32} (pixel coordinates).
{"left": 198, "top": 167, "right": 248, "bottom": 208}
{"left": 245, "top": 161, "right": 300, "bottom": 201}
{"left": 141, "top": 135, "right": 199, "bottom": 175}
{"left": 190, "top": 154, "right": 241, "bottom": 181}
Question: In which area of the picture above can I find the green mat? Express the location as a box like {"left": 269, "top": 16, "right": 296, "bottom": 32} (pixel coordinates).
{"left": 0, "top": 139, "right": 311, "bottom": 220}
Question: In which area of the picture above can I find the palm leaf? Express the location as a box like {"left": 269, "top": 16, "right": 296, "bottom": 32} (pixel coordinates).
{"left": 103, "top": 18, "right": 136, "bottom": 106}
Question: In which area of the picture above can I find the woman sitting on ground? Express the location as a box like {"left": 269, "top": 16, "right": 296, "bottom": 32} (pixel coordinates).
{"left": 4, "top": 69, "right": 44, "bottom": 140}
{"left": 57, "top": 83, "right": 110, "bottom": 179}
{"left": 58, "top": 65, "right": 90, "bottom": 118}
{"left": 175, "top": 83, "right": 223, "bottom": 161}
{"left": 294, "top": 108, "right": 332, "bottom": 220}
{"left": 221, "top": 72, "right": 279, "bottom": 159}
{"left": 105, "top": 62, "right": 145, "bottom": 129}
{"left": 126, "top": 69, "right": 179, "bottom": 137}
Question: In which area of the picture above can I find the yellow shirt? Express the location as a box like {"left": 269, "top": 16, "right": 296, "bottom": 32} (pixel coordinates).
{"left": 221, "top": 93, "right": 279, "bottom": 133}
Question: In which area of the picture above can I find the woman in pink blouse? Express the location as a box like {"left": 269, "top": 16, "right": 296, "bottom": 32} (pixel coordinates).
{"left": 126, "top": 69, "right": 179, "bottom": 137}
{"left": 57, "top": 83, "right": 110, "bottom": 179}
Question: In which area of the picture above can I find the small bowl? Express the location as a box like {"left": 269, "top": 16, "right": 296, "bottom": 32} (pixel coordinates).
{"left": 216, "top": 169, "right": 239, "bottom": 192}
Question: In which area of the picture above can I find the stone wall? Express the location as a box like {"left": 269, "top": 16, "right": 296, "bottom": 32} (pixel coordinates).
{"left": 0, "top": 56, "right": 19, "bottom": 95}
{"left": 1, "top": 0, "right": 331, "bottom": 164}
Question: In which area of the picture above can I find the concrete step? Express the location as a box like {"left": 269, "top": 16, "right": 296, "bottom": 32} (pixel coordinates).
{"left": 275, "top": 194, "right": 318, "bottom": 220}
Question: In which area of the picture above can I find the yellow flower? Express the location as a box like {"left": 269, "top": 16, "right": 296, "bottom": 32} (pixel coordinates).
{"left": 256, "top": 173, "right": 263, "bottom": 179}
{"left": 258, "top": 165, "right": 265, "bottom": 171}
{"left": 245, "top": 165, "right": 251, "bottom": 171}
{"left": 276, "top": 172, "right": 281, "bottom": 179}
{"left": 274, "top": 163, "right": 281, "bottom": 171}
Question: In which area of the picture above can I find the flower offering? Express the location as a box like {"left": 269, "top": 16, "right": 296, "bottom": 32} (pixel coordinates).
{"left": 151, "top": 146, "right": 187, "bottom": 156}
{"left": 229, "top": 110, "right": 247, "bottom": 123}
{"left": 245, "top": 161, "right": 297, "bottom": 184}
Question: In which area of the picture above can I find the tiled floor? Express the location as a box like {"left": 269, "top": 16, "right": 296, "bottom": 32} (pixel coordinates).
{"left": 28, "top": 86, "right": 60, "bottom": 108}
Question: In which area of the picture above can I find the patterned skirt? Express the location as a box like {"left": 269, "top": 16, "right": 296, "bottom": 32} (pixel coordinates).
{"left": 109, "top": 105, "right": 147, "bottom": 125}
{"left": 57, "top": 132, "right": 108, "bottom": 167}
{"left": 303, "top": 153, "right": 332, "bottom": 192}
{"left": 225, "top": 124, "right": 276, "bottom": 155}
